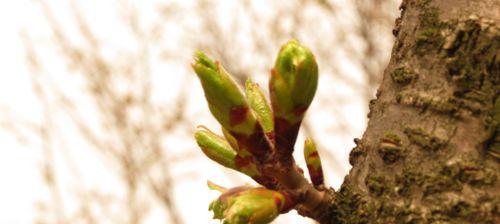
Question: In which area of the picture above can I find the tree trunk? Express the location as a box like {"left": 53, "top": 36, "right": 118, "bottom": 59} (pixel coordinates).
{"left": 321, "top": 0, "right": 499, "bottom": 223}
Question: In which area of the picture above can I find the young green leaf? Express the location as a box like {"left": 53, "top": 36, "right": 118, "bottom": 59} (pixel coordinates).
{"left": 192, "top": 52, "right": 257, "bottom": 135}
{"left": 245, "top": 79, "right": 274, "bottom": 140}
{"left": 195, "top": 126, "right": 262, "bottom": 178}
{"left": 195, "top": 126, "right": 237, "bottom": 169}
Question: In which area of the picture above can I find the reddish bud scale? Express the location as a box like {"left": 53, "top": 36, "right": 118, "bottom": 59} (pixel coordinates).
{"left": 252, "top": 175, "right": 279, "bottom": 189}
{"left": 292, "top": 105, "right": 308, "bottom": 116}
{"left": 234, "top": 155, "right": 277, "bottom": 187}
{"left": 234, "top": 155, "right": 254, "bottom": 168}
{"left": 274, "top": 118, "right": 301, "bottom": 163}
{"left": 270, "top": 68, "right": 278, "bottom": 79}
{"left": 274, "top": 197, "right": 282, "bottom": 209}
{"left": 278, "top": 191, "right": 297, "bottom": 213}
{"left": 231, "top": 126, "right": 273, "bottom": 163}
{"left": 303, "top": 138, "right": 324, "bottom": 188}
{"left": 229, "top": 106, "right": 249, "bottom": 126}
{"left": 273, "top": 105, "right": 308, "bottom": 158}
{"left": 308, "top": 151, "right": 319, "bottom": 158}
{"left": 306, "top": 165, "right": 324, "bottom": 187}
{"left": 266, "top": 130, "right": 276, "bottom": 141}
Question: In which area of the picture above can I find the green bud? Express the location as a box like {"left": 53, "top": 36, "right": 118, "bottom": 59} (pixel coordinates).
{"left": 303, "top": 138, "right": 324, "bottom": 187}
{"left": 195, "top": 126, "right": 261, "bottom": 178}
{"left": 192, "top": 52, "right": 257, "bottom": 135}
{"left": 245, "top": 79, "right": 274, "bottom": 136}
{"left": 208, "top": 185, "right": 286, "bottom": 224}
{"left": 270, "top": 40, "right": 318, "bottom": 124}
{"left": 195, "top": 127, "right": 237, "bottom": 169}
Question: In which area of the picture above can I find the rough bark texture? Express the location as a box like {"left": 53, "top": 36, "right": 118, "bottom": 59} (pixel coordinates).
{"left": 320, "top": 0, "right": 500, "bottom": 223}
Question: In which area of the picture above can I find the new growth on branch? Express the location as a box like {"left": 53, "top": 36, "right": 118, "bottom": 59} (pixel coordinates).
{"left": 193, "top": 40, "right": 328, "bottom": 224}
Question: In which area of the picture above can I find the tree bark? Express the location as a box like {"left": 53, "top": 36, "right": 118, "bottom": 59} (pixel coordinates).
{"left": 319, "top": 0, "right": 499, "bottom": 223}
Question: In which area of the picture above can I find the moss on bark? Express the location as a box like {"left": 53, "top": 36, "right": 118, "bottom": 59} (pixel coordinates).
{"left": 321, "top": 0, "right": 500, "bottom": 223}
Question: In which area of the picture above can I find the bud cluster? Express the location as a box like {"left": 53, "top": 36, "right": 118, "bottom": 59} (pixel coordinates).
{"left": 193, "top": 40, "right": 325, "bottom": 224}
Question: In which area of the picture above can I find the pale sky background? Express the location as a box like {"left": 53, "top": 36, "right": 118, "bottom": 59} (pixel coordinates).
{"left": 0, "top": 0, "right": 396, "bottom": 223}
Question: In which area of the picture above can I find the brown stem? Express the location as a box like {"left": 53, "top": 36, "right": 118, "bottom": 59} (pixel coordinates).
{"left": 269, "top": 159, "right": 333, "bottom": 223}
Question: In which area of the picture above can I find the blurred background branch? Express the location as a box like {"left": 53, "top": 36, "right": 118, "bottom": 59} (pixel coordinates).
{"left": 0, "top": 0, "right": 399, "bottom": 223}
